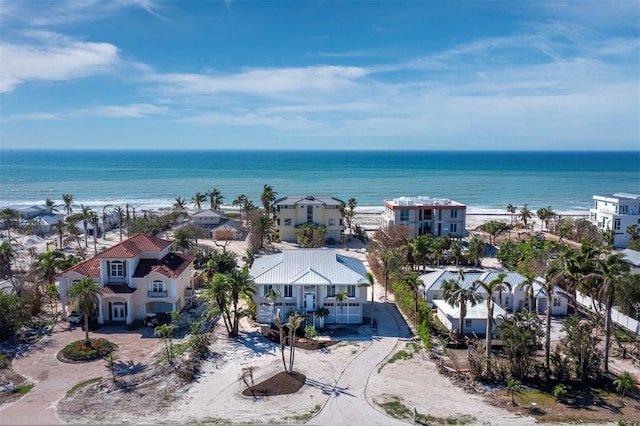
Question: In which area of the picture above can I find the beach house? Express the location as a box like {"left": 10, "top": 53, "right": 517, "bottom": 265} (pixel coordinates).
{"left": 249, "top": 249, "right": 369, "bottom": 325}
{"left": 274, "top": 195, "right": 345, "bottom": 243}
{"left": 589, "top": 192, "right": 640, "bottom": 248}
{"left": 381, "top": 196, "right": 466, "bottom": 239}
{"left": 420, "top": 269, "right": 567, "bottom": 335}
{"left": 57, "top": 233, "right": 194, "bottom": 324}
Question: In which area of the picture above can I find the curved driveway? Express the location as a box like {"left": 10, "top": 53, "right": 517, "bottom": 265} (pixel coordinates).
{"left": 308, "top": 295, "right": 413, "bottom": 426}
{"left": 0, "top": 324, "right": 157, "bottom": 425}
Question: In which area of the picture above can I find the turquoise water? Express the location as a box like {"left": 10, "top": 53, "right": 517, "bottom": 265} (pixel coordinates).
{"left": 1, "top": 150, "right": 638, "bottom": 213}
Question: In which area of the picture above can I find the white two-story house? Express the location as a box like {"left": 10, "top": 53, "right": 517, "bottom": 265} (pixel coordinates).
{"left": 57, "top": 233, "right": 195, "bottom": 324}
{"left": 250, "top": 249, "right": 369, "bottom": 325}
{"left": 589, "top": 192, "right": 640, "bottom": 248}
{"left": 381, "top": 196, "right": 466, "bottom": 239}
{"left": 274, "top": 195, "right": 345, "bottom": 243}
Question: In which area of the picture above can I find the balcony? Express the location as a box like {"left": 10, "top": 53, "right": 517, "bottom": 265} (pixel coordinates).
{"left": 148, "top": 290, "right": 168, "bottom": 298}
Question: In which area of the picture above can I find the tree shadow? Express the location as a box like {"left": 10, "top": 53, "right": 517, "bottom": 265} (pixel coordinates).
{"left": 113, "top": 360, "right": 147, "bottom": 376}
{"left": 304, "top": 377, "right": 355, "bottom": 398}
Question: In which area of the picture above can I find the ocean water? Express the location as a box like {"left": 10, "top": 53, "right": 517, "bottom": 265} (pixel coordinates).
{"left": 0, "top": 150, "right": 638, "bottom": 214}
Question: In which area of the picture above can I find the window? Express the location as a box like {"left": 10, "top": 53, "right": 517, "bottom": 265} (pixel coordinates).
{"left": 284, "top": 218, "right": 292, "bottom": 226}
{"left": 110, "top": 261, "right": 124, "bottom": 278}
{"left": 451, "top": 209, "right": 458, "bottom": 218}
{"left": 553, "top": 297, "right": 561, "bottom": 307}
{"left": 450, "top": 223, "right": 457, "bottom": 233}
{"left": 465, "top": 319, "right": 472, "bottom": 328}
{"left": 307, "top": 205, "right": 313, "bottom": 223}
{"left": 151, "top": 280, "right": 165, "bottom": 292}
{"left": 504, "top": 297, "right": 509, "bottom": 306}
{"left": 400, "top": 210, "right": 409, "bottom": 222}
{"left": 614, "top": 219, "right": 621, "bottom": 230}
{"left": 263, "top": 284, "right": 273, "bottom": 296}
{"left": 339, "top": 219, "right": 343, "bottom": 226}
{"left": 284, "top": 285, "right": 293, "bottom": 298}
{"left": 327, "top": 285, "right": 336, "bottom": 297}
{"left": 347, "top": 285, "right": 356, "bottom": 297}
{"left": 277, "top": 219, "right": 281, "bottom": 226}
{"left": 328, "top": 218, "right": 336, "bottom": 226}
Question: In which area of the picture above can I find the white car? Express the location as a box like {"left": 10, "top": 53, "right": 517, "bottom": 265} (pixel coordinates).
{"left": 67, "top": 311, "right": 82, "bottom": 324}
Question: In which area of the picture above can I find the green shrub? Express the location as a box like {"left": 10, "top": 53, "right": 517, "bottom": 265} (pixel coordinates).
{"left": 304, "top": 325, "right": 318, "bottom": 340}
{"left": 14, "top": 383, "right": 34, "bottom": 395}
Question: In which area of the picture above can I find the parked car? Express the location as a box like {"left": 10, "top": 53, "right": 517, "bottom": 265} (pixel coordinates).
{"left": 67, "top": 311, "right": 82, "bottom": 324}
{"left": 535, "top": 232, "right": 545, "bottom": 241}
{"left": 143, "top": 312, "right": 172, "bottom": 327}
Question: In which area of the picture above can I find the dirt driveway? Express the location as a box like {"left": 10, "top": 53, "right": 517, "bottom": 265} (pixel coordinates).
{"left": 0, "top": 323, "right": 159, "bottom": 425}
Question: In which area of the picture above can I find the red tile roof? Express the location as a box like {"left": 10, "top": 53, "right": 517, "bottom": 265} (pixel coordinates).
{"left": 103, "top": 284, "right": 137, "bottom": 294}
{"left": 97, "top": 234, "right": 172, "bottom": 259}
{"left": 133, "top": 252, "right": 194, "bottom": 278}
{"left": 56, "top": 257, "right": 101, "bottom": 278}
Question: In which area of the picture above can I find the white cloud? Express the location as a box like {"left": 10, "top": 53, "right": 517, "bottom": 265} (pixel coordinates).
{"left": 0, "top": 31, "right": 120, "bottom": 93}
{"left": 87, "top": 103, "right": 169, "bottom": 118}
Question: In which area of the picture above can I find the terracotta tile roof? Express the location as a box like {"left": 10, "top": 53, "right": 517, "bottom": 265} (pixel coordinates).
{"left": 103, "top": 284, "right": 137, "bottom": 294}
{"left": 56, "top": 257, "right": 101, "bottom": 278}
{"left": 133, "top": 252, "right": 194, "bottom": 278}
{"left": 97, "top": 233, "right": 172, "bottom": 259}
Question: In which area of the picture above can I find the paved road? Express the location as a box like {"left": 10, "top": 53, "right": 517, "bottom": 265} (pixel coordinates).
{"left": 308, "top": 294, "right": 413, "bottom": 426}
{"left": 0, "top": 324, "right": 157, "bottom": 425}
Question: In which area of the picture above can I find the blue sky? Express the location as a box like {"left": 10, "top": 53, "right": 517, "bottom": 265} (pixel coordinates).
{"left": 1, "top": 0, "right": 638, "bottom": 151}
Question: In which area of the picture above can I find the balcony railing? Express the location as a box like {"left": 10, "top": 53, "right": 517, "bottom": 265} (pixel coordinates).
{"left": 148, "top": 291, "right": 168, "bottom": 298}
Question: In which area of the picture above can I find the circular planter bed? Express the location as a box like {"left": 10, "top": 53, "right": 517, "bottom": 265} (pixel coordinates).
{"left": 57, "top": 338, "right": 117, "bottom": 363}
{"left": 242, "top": 371, "right": 306, "bottom": 397}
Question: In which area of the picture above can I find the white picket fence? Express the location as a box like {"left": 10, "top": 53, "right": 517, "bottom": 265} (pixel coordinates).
{"left": 576, "top": 291, "right": 640, "bottom": 334}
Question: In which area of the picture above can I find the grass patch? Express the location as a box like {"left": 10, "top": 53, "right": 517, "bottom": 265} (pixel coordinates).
{"left": 377, "top": 396, "right": 476, "bottom": 425}
{"left": 67, "top": 377, "right": 101, "bottom": 395}
{"left": 14, "top": 383, "right": 34, "bottom": 395}
{"left": 388, "top": 349, "right": 413, "bottom": 364}
{"left": 284, "top": 404, "right": 322, "bottom": 422}
{"left": 515, "top": 388, "right": 557, "bottom": 406}
{"left": 377, "top": 396, "right": 413, "bottom": 419}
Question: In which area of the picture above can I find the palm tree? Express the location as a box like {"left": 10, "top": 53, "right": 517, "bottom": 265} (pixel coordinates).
{"left": 0, "top": 240, "right": 16, "bottom": 280}
{"left": 64, "top": 221, "right": 84, "bottom": 257}
{"left": 441, "top": 272, "right": 482, "bottom": 338}
{"left": 78, "top": 204, "right": 93, "bottom": 248}
{"left": 226, "top": 267, "right": 256, "bottom": 337}
{"left": 172, "top": 229, "right": 195, "bottom": 253}
{"left": 45, "top": 198, "right": 59, "bottom": 214}
{"left": 68, "top": 277, "right": 102, "bottom": 346}
{"left": 507, "top": 204, "right": 516, "bottom": 225}
{"left": 468, "top": 237, "right": 485, "bottom": 267}
{"left": 403, "top": 271, "right": 423, "bottom": 326}
{"left": 521, "top": 273, "right": 537, "bottom": 313}
{"left": 542, "top": 271, "right": 557, "bottom": 368}
{"left": 192, "top": 192, "right": 206, "bottom": 211}
{"left": 474, "top": 272, "right": 511, "bottom": 359}
{"left": 0, "top": 208, "right": 22, "bottom": 240}
{"left": 202, "top": 273, "right": 233, "bottom": 334}
{"left": 287, "top": 313, "right": 304, "bottom": 373}
{"left": 62, "top": 194, "right": 74, "bottom": 215}
{"left": 87, "top": 211, "right": 99, "bottom": 253}
{"left": 346, "top": 197, "right": 357, "bottom": 233}
{"left": 34, "top": 249, "right": 66, "bottom": 286}
{"left": 582, "top": 252, "right": 629, "bottom": 372}
{"left": 626, "top": 224, "right": 639, "bottom": 241}
{"left": 519, "top": 204, "right": 532, "bottom": 229}
{"left": 410, "top": 235, "right": 430, "bottom": 272}
{"left": 260, "top": 184, "right": 277, "bottom": 219}
{"left": 207, "top": 188, "right": 224, "bottom": 209}
{"left": 363, "top": 272, "right": 376, "bottom": 327}
{"left": 113, "top": 206, "right": 124, "bottom": 241}
{"left": 336, "top": 291, "right": 348, "bottom": 324}
{"left": 614, "top": 371, "right": 636, "bottom": 401}
{"left": 173, "top": 197, "right": 188, "bottom": 212}
{"left": 253, "top": 215, "right": 272, "bottom": 250}
{"left": 102, "top": 205, "right": 113, "bottom": 239}
{"left": 233, "top": 194, "right": 249, "bottom": 222}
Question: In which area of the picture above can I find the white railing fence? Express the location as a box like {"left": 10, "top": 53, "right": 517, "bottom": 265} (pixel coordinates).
{"left": 576, "top": 291, "right": 640, "bottom": 334}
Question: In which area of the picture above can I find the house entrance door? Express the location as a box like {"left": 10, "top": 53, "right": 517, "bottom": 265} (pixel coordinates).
{"left": 305, "top": 294, "right": 315, "bottom": 312}
{"left": 112, "top": 302, "right": 126, "bottom": 321}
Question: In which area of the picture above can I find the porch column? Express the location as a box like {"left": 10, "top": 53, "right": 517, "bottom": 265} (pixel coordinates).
{"left": 98, "top": 299, "right": 104, "bottom": 324}
{"left": 126, "top": 296, "right": 133, "bottom": 325}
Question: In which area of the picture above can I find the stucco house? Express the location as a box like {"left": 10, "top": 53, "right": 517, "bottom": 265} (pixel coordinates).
{"left": 589, "top": 192, "right": 640, "bottom": 249}
{"left": 249, "top": 249, "right": 369, "bottom": 325}
{"left": 433, "top": 299, "right": 507, "bottom": 336}
{"left": 381, "top": 196, "right": 466, "bottom": 239}
{"left": 57, "top": 233, "right": 195, "bottom": 325}
{"left": 274, "top": 195, "right": 345, "bottom": 243}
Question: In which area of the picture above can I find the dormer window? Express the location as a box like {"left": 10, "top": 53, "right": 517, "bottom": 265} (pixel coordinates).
{"left": 110, "top": 260, "right": 125, "bottom": 278}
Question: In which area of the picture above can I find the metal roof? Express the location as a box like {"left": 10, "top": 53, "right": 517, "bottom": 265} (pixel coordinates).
{"left": 249, "top": 249, "right": 367, "bottom": 285}
{"left": 420, "top": 269, "right": 532, "bottom": 294}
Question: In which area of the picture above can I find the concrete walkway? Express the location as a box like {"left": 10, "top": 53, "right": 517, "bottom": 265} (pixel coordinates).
{"left": 308, "top": 289, "right": 413, "bottom": 425}
{"left": 0, "top": 323, "right": 158, "bottom": 425}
